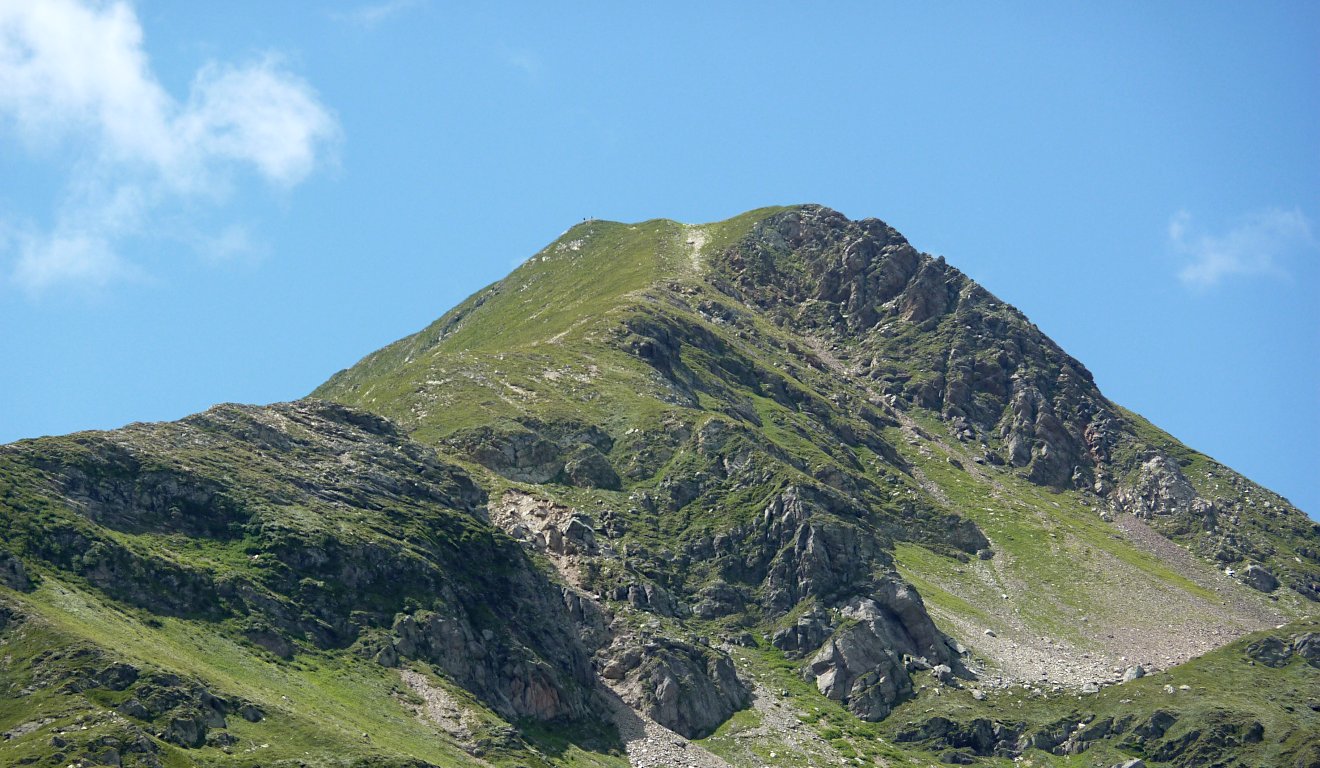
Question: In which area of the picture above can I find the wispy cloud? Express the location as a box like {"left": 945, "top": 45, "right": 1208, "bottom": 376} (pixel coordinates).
{"left": 0, "top": 0, "right": 338, "bottom": 294}
{"left": 331, "top": 0, "right": 422, "bottom": 29}
{"left": 502, "top": 47, "right": 543, "bottom": 79}
{"left": 1170, "top": 208, "right": 1315, "bottom": 289}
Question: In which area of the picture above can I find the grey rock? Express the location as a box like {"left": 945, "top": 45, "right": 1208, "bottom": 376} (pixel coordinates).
{"left": 771, "top": 606, "right": 834, "bottom": 657}
{"left": 244, "top": 626, "right": 294, "bottom": 659}
{"left": 1242, "top": 564, "right": 1279, "bottom": 593}
{"left": 448, "top": 426, "right": 564, "bottom": 484}
{"left": 97, "top": 662, "right": 140, "bottom": 691}
{"left": 559, "top": 514, "right": 598, "bottom": 555}
{"left": 626, "top": 639, "right": 750, "bottom": 738}
{"left": 119, "top": 698, "right": 150, "bottom": 719}
{"left": 1121, "top": 665, "right": 1145, "bottom": 682}
{"left": 691, "top": 580, "right": 748, "bottom": 619}
{"left": 388, "top": 608, "right": 595, "bottom": 721}
{"left": 0, "top": 551, "right": 33, "bottom": 591}
{"left": 1112, "top": 455, "right": 1212, "bottom": 524}
{"left": 163, "top": 711, "right": 208, "bottom": 748}
{"left": 808, "top": 619, "right": 914, "bottom": 721}
{"left": 1245, "top": 636, "right": 1293, "bottom": 668}
{"left": 1293, "top": 632, "right": 1320, "bottom": 667}
{"left": 614, "top": 582, "right": 687, "bottom": 618}
{"left": 563, "top": 445, "right": 621, "bottom": 490}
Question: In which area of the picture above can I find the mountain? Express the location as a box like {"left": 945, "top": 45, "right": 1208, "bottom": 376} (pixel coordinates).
{"left": 2, "top": 205, "right": 1317, "bottom": 768}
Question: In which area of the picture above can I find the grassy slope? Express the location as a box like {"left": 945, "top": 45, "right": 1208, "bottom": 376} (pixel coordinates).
{"left": 879, "top": 618, "right": 1320, "bottom": 767}
{"left": 316, "top": 206, "right": 1314, "bottom": 764}
{"left": 5, "top": 206, "right": 1315, "bottom": 767}
{"left": 1, "top": 576, "right": 625, "bottom": 768}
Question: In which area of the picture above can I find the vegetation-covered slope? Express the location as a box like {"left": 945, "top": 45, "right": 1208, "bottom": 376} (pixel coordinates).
{"left": 3, "top": 205, "right": 1316, "bottom": 767}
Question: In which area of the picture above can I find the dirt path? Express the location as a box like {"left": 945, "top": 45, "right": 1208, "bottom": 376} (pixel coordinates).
{"left": 685, "top": 225, "right": 708, "bottom": 274}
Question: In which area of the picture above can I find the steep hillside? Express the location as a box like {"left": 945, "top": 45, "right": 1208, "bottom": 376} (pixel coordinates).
{"left": 3, "top": 205, "right": 1316, "bottom": 767}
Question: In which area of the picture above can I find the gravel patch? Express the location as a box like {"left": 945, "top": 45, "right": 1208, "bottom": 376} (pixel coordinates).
{"left": 602, "top": 686, "right": 733, "bottom": 768}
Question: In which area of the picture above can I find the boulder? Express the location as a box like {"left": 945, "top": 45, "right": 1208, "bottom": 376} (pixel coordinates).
{"left": 809, "top": 621, "right": 913, "bottom": 721}
{"left": 1241, "top": 564, "right": 1279, "bottom": 593}
{"left": 1245, "top": 636, "right": 1293, "bottom": 668}
{"left": 1293, "top": 632, "right": 1320, "bottom": 667}
{"left": 164, "top": 711, "right": 208, "bottom": 748}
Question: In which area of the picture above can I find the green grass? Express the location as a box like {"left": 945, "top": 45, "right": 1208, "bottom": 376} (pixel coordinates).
{"left": 6, "top": 203, "right": 1317, "bottom": 768}
{"left": 880, "top": 618, "right": 1320, "bottom": 767}
{"left": 3, "top": 577, "right": 482, "bottom": 767}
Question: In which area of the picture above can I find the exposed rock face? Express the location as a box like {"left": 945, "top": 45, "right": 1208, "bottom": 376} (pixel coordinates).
{"left": 709, "top": 205, "right": 1109, "bottom": 491}
{"left": 809, "top": 623, "right": 912, "bottom": 721}
{"left": 446, "top": 419, "right": 620, "bottom": 489}
{"left": 772, "top": 606, "right": 835, "bottom": 657}
{"left": 1113, "top": 456, "right": 1207, "bottom": 520}
{"left": 635, "top": 640, "right": 748, "bottom": 739}
{"left": 386, "top": 610, "right": 593, "bottom": 721}
{"left": 34, "top": 650, "right": 261, "bottom": 752}
{"left": 447, "top": 425, "right": 565, "bottom": 484}
{"left": 606, "top": 636, "right": 748, "bottom": 739}
{"left": 1, "top": 401, "right": 610, "bottom": 729}
{"left": 806, "top": 587, "right": 957, "bottom": 721}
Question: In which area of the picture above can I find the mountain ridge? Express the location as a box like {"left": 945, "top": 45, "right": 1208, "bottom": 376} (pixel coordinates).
{"left": 2, "top": 204, "right": 1316, "bottom": 767}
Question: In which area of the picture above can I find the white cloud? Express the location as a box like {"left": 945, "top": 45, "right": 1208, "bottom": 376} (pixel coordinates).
{"left": 331, "top": 0, "right": 422, "bottom": 28}
{"left": 0, "top": 0, "right": 338, "bottom": 293}
{"left": 502, "top": 47, "right": 543, "bottom": 79}
{"left": 1170, "top": 207, "right": 1315, "bottom": 289}
{"left": 13, "top": 230, "right": 132, "bottom": 291}
{"left": 196, "top": 223, "right": 266, "bottom": 265}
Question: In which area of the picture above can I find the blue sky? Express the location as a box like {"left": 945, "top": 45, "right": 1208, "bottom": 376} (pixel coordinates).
{"left": 1, "top": 1, "right": 1316, "bottom": 516}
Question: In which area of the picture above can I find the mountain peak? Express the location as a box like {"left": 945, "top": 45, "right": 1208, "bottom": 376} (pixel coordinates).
{"left": 5, "top": 205, "right": 1316, "bottom": 767}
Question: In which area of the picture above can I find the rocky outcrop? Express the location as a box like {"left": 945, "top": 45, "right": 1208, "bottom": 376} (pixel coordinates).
{"left": 897, "top": 702, "right": 1286, "bottom": 768}
{"left": 771, "top": 605, "right": 835, "bottom": 657}
{"left": 895, "top": 716, "right": 1025, "bottom": 759}
{"left": 1, "top": 401, "right": 614, "bottom": 734}
{"left": 1241, "top": 564, "right": 1279, "bottom": 593}
{"left": 1244, "top": 631, "right": 1320, "bottom": 668}
{"left": 446, "top": 419, "right": 620, "bottom": 489}
{"left": 493, "top": 490, "right": 601, "bottom": 558}
{"left": 1112, "top": 455, "right": 1208, "bottom": 521}
{"left": 447, "top": 425, "right": 565, "bottom": 484}
{"left": 757, "top": 485, "right": 890, "bottom": 611}
{"left": 600, "top": 635, "right": 749, "bottom": 739}
{"left": 36, "top": 652, "right": 262, "bottom": 751}
{"left": 382, "top": 609, "right": 594, "bottom": 721}
{"left": 805, "top": 587, "right": 958, "bottom": 721}
{"left": 809, "top": 622, "right": 912, "bottom": 721}
{"left": 710, "top": 205, "right": 1111, "bottom": 491}
{"left": 0, "top": 550, "right": 34, "bottom": 591}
